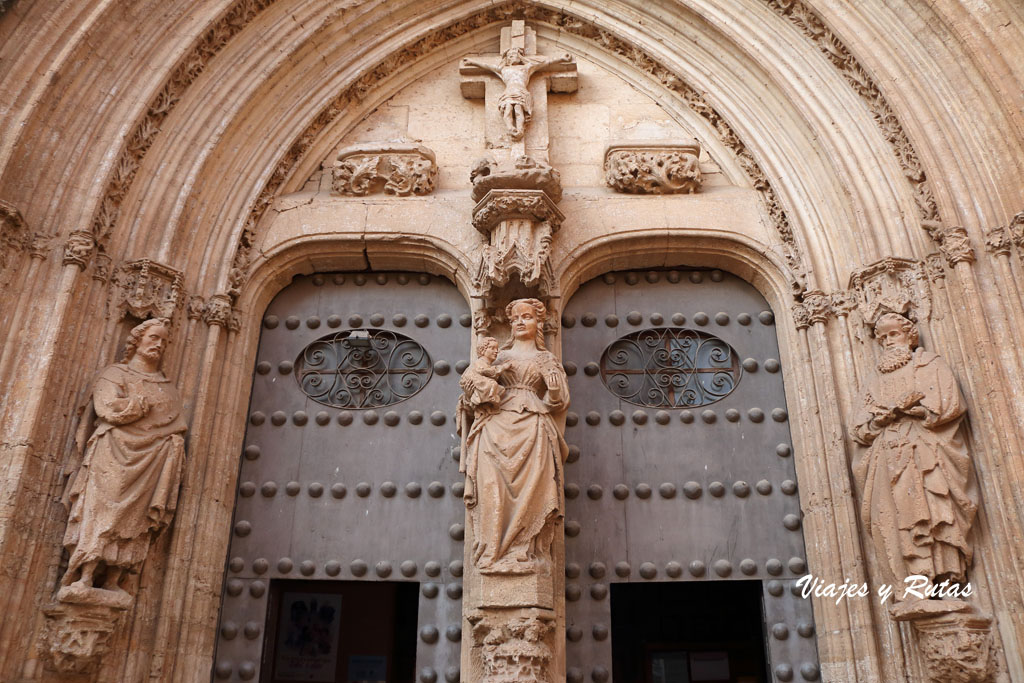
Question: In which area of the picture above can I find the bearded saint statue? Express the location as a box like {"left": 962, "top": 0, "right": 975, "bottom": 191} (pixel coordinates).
{"left": 61, "top": 318, "right": 187, "bottom": 596}
{"left": 850, "top": 313, "right": 977, "bottom": 603}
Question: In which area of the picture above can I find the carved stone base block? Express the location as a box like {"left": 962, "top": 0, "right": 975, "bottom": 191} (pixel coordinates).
{"left": 465, "top": 567, "right": 554, "bottom": 610}
{"left": 43, "top": 587, "right": 131, "bottom": 675}
{"left": 912, "top": 610, "right": 996, "bottom": 682}
{"left": 467, "top": 608, "right": 557, "bottom": 683}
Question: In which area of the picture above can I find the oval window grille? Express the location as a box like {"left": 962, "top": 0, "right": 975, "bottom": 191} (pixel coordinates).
{"left": 295, "top": 329, "right": 432, "bottom": 408}
{"left": 600, "top": 328, "right": 741, "bottom": 407}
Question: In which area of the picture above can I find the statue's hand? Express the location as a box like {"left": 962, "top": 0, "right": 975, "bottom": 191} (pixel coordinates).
{"left": 544, "top": 369, "right": 562, "bottom": 403}
{"left": 902, "top": 406, "right": 929, "bottom": 419}
{"left": 898, "top": 390, "right": 925, "bottom": 410}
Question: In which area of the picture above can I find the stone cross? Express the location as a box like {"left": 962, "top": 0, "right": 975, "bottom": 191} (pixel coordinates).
{"left": 460, "top": 21, "right": 578, "bottom": 162}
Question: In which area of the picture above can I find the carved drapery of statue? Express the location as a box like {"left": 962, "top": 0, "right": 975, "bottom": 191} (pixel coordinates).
{"left": 61, "top": 318, "right": 187, "bottom": 594}
{"left": 458, "top": 299, "right": 569, "bottom": 579}
{"left": 850, "top": 314, "right": 977, "bottom": 600}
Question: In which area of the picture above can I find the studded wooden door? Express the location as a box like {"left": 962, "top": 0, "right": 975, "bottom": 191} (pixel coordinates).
{"left": 561, "top": 269, "right": 820, "bottom": 683}
{"left": 214, "top": 273, "right": 469, "bottom": 683}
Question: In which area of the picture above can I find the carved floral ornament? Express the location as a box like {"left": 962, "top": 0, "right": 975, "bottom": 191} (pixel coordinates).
{"left": 604, "top": 141, "right": 703, "bottom": 194}
{"left": 331, "top": 142, "right": 437, "bottom": 196}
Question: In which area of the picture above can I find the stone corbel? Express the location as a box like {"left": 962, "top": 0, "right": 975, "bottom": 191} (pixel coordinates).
{"left": 43, "top": 587, "right": 131, "bottom": 675}
{"left": 109, "top": 258, "right": 185, "bottom": 322}
{"left": 848, "top": 257, "right": 932, "bottom": 328}
{"left": 912, "top": 611, "right": 996, "bottom": 682}
{"left": 331, "top": 143, "right": 437, "bottom": 196}
{"left": 923, "top": 221, "right": 976, "bottom": 266}
{"left": 203, "top": 293, "right": 233, "bottom": 327}
{"left": 604, "top": 141, "right": 703, "bottom": 194}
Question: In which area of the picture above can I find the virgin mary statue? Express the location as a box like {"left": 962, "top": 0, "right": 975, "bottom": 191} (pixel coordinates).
{"left": 458, "top": 299, "right": 569, "bottom": 575}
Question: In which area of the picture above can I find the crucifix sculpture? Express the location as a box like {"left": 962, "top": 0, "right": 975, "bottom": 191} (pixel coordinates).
{"left": 460, "top": 20, "right": 578, "bottom": 160}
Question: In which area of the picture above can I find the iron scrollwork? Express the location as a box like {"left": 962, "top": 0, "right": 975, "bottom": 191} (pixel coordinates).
{"left": 600, "top": 328, "right": 741, "bottom": 407}
{"left": 296, "top": 329, "right": 432, "bottom": 408}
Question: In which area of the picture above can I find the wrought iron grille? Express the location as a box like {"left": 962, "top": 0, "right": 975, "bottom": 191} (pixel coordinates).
{"left": 599, "top": 328, "right": 741, "bottom": 407}
{"left": 295, "top": 329, "right": 432, "bottom": 408}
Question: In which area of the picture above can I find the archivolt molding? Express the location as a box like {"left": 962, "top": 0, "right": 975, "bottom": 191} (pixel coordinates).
{"left": 762, "top": 0, "right": 940, "bottom": 226}
{"left": 85, "top": 0, "right": 281, "bottom": 255}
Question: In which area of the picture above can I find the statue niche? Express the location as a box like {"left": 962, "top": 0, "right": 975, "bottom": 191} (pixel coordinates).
{"left": 45, "top": 318, "right": 187, "bottom": 674}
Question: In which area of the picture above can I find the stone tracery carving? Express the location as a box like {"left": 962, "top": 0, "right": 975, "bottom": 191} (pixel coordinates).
{"left": 604, "top": 142, "right": 703, "bottom": 194}
{"left": 46, "top": 318, "right": 187, "bottom": 673}
{"left": 331, "top": 143, "right": 437, "bottom": 196}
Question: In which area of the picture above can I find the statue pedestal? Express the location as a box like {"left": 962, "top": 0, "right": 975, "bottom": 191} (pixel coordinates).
{"left": 466, "top": 568, "right": 554, "bottom": 610}
{"left": 911, "top": 609, "right": 996, "bottom": 682}
{"left": 43, "top": 587, "right": 132, "bottom": 675}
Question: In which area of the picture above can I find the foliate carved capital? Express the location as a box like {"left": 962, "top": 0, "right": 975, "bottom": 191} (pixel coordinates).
{"left": 110, "top": 259, "right": 184, "bottom": 321}
{"left": 331, "top": 143, "right": 437, "bottom": 196}
{"left": 792, "top": 302, "right": 811, "bottom": 330}
{"left": 62, "top": 231, "right": 96, "bottom": 269}
{"left": 604, "top": 142, "right": 702, "bottom": 194}
{"left": 1009, "top": 211, "right": 1024, "bottom": 247}
{"left": 91, "top": 253, "right": 112, "bottom": 282}
{"left": 203, "top": 293, "right": 233, "bottom": 327}
{"left": 468, "top": 608, "right": 556, "bottom": 683}
{"left": 935, "top": 225, "right": 976, "bottom": 266}
{"left": 29, "top": 233, "right": 51, "bottom": 260}
{"left": 848, "top": 257, "right": 931, "bottom": 326}
{"left": 186, "top": 295, "right": 206, "bottom": 320}
{"left": 924, "top": 253, "right": 946, "bottom": 281}
{"left": 983, "top": 225, "right": 1011, "bottom": 256}
{"left": 1, "top": 200, "right": 29, "bottom": 272}
{"left": 913, "top": 611, "right": 996, "bottom": 683}
{"left": 830, "top": 289, "right": 857, "bottom": 316}
{"left": 801, "top": 290, "right": 832, "bottom": 325}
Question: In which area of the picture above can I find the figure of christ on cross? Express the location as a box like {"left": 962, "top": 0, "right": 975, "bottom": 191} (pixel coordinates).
{"left": 461, "top": 46, "right": 575, "bottom": 141}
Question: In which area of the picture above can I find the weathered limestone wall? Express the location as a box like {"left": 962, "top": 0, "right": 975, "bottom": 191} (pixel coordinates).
{"left": 0, "top": 0, "right": 1022, "bottom": 681}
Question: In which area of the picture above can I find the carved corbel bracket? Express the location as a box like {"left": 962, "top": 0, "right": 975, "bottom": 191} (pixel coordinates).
{"left": 43, "top": 587, "right": 131, "bottom": 675}
{"left": 923, "top": 221, "right": 976, "bottom": 266}
{"left": 604, "top": 141, "right": 703, "bottom": 194}
{"left": 467, "top": 607, "right": 557, "bottom": 683}
{"left": 110, "top": 259, "right": 185, "bottom": 322}
{"left": 63, "top": 230, "right": 96, "bottom": 270}
{"left": 331, "top": 143, "right": 437, "bottom": 196}
{"left": 912, "top": 610, "right": 996, "bottom": 682}
{"left": 848, "top": 257, "right": 931, "bottom": 328}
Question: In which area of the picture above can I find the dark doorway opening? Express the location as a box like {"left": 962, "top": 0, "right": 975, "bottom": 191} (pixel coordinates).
{"left": 610, "top": 581, "right": 768, "bottom": 683}
{"left": 261, "top": 580, "right": 418, "bottom": 683}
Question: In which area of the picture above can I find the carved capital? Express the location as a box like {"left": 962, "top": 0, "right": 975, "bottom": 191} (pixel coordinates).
{"left": 186, "top": 295, "right": 206, "bottom": 320}
{"left": 203, "top": 293, "right": 233, "bottom": 327}
{"left": 470, "top": 155, "right": 562, "bottom": 203}
{"left": 604, "top": 141, "right": 703, "bottom": 194}
{"left": 849, "top": 257, "right": 931, "bottom": 326}
{"left": 924, "top": 253, "right": 946, "bottom": 281}
{"left": 983, "top": 225, "right": 1011, "bottom": 256}
{"left": 331, "top": 143, "right": 437, "bottom": 196}
{"left": 1009, "top": 211, "right": 1024, "bottom": 248}
{"left": 936, "top": 225, "right": 976, "bottom": 266}
{"left": 90, "top": 253, "right": 112, "bottom": 282}
{"left": 830, "top": 289, "right": 857, "bottom": 316}
{"left": 792, "top": 302, "right": 811, "bottom": 330}
{"left": 802, "top": 290, "right": 832, "bottom": 325}
{"left": 913, "top": 611, "right": 996, "bottom": 683}
{"left": 110, "top": 259, "right": 184, "bottom": 321}
{"left": 228, "top": 311, "right": 242, "bottom": 333}
{"left": 62, "top": 230, "right": 96, "bottom": 269}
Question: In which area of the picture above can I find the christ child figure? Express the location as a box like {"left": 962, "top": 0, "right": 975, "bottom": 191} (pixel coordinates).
{"left": 460, "top": 336, "right": 504, "bottom": 411}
